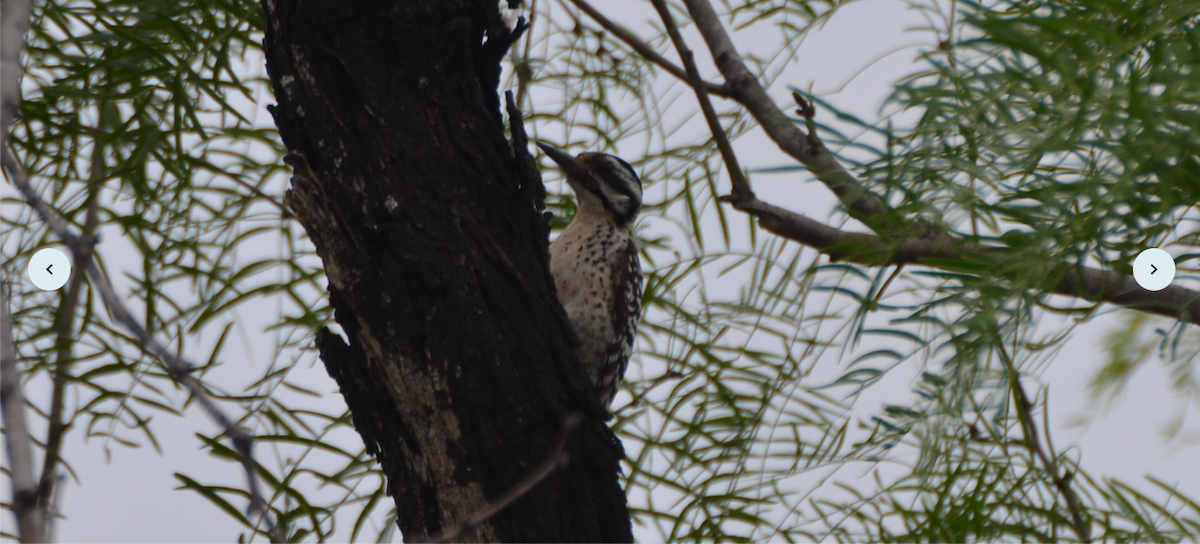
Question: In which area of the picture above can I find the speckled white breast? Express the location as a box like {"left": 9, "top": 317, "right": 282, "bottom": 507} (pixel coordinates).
{"left": 549, "top": 212, "right": 628, "bottom": 385}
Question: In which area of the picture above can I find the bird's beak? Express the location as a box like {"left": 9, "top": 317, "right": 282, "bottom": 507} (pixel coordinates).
{"left": 537, "top": 143, "right": 590, "bottom": 182}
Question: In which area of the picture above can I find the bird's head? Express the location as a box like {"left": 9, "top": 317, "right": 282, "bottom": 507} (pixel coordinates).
{"left": 538, "top": 143, "right": 643, "bottom": 227}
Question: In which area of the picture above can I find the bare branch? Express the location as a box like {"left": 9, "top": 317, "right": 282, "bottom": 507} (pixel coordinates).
{"left": 650, "top": 0, "right": 751, "bottom": 199}
{"left": 4, "top": 6, "right": 56, "bottom": 538}
{"left": 425, "top": 414, "right": 583, "bottom": 543}
{"left": 2, "top": 5, "right": 40, "bottom": 528}
{"left": 1, "top": 285, "right": 44, "bottom": 543}
{"left": 680, "top": 0, "right": 888, "bottom": 221}
{"left": 2, "top": 147, "right": 285, "bottom": 543}
{"left": 1, "top": 0, "right": 33, "bottom": 150}
{"left": 724, "top": 192, "right": 1200, "bottom": 323}
{"left": 565, "top": 0, "right": 731, "bottom": 98}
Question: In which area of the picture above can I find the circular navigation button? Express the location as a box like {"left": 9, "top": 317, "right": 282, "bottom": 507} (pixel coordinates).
{"left": 1133, "top": 248, "right": 1175, "bottom": 292}
{"left": 28, "top": 248, "right": 72, "bottom": 291}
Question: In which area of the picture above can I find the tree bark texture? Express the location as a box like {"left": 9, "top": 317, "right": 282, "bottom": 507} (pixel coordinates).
{"left": 260, "top": 1, "right": 632, "bottom": 541}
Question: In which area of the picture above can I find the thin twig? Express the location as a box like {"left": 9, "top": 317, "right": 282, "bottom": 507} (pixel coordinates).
{"left": 997, "top": 346, "right": 1091, "bottom": 542}
{"left": 229, "top": 175, "right": 293, "bottom": 219}
{"left": 425, "top": 413, "right": 583, "bottom": 543}
{"left": 650, "top": 0, "right": 752, "bottom": 199}
{"left": 792, "top": 91, "right": 822, "bottom": 151}
{"left": 565, "top": 0, "right": 731, "bottom": 98}
{"left": 3, "top": 147, "right": 285, "bottom": 543}
{"left": 871, "top": 264, "right": 904, "bottom": 306}
{"left": 36, "top": 129, "right": 106, "bottom": 529}
{"left": 45, "top": 473, "right": 65, "bottom": 543}
{"left": 614, "top": 371, "right": 684, "bottom": 415}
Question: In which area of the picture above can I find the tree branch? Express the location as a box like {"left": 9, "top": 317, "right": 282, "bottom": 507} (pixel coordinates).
{"left": 2, "top": 3, "right": 44, "bottom": 540}
{"left": 2, "top": 147, "right": 285, "bottom": 543}
{"left": 1, "top": 0, "right": 32, "bottom": 150}
{"left": 724, "top": 192, "right": 1200, "bottom": 323}
{"left": 650, "top": 0, "right": 751, "bottom": 199}
{"left": 1, "top": 282, "right": 43, "bottom": 544}
{"left": 680, "top": 0, "right": 889, "bottom": 222}
{"left": 565, "top": 0, "right": 731, "bottom": 98}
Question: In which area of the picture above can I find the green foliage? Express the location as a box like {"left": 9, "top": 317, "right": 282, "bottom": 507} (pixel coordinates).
{"left": 4, "top": 0, "right": 1197, "bottom": 542}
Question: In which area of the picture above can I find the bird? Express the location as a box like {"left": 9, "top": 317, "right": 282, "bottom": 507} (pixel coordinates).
{"left": 538, "top": 143, "right": 643, "bottom": 410}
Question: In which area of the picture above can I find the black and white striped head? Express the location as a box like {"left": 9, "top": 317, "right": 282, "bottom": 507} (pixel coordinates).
{"left": 538, "top": 143, "right": 643, "bottom": 227}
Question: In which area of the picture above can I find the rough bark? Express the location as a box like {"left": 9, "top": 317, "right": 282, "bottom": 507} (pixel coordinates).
{"left": 260, "top": 1, "right": 632, "bottom": 541}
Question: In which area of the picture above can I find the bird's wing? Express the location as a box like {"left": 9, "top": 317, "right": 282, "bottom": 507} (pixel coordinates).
{"left": 598, "top": 237, "right": 642, "bottom": 406}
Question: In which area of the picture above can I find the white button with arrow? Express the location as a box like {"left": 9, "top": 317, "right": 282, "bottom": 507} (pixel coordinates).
{"left": 1133, "top": 248, "right": 1175, "bottom": 292}
{"left": 28, "top": 248, "right": 72, "bottom": 291}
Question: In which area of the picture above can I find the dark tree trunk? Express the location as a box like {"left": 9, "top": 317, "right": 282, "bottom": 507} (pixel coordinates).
{"left": 259, "top": 0, "right": 632, "bottom": 541}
